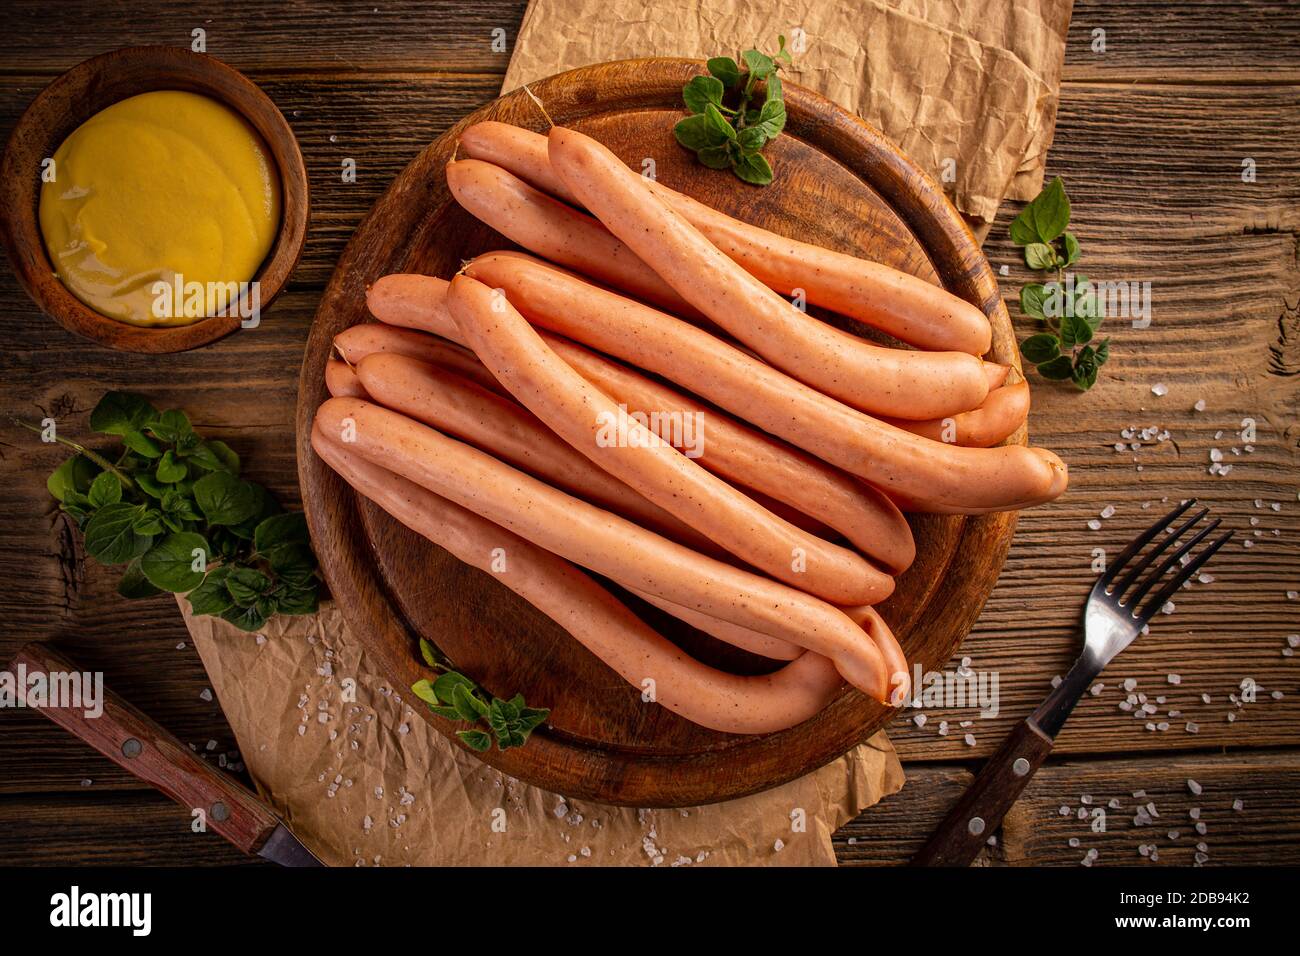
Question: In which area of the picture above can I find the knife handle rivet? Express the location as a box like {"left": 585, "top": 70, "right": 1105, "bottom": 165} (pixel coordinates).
{"left": 967, "top": 816, "right": 985, "bottom": 836}
{"left": 1012, "top": 757, "right": 1031, "bottom": 776}
{"left": 121, "top": 738, "right": 142, "bottom": 759}
{"left": 211, "top": 801, "right": 230, "bottom": 822}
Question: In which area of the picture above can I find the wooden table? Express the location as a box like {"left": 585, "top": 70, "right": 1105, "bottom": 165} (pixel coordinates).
{"left": 1, "top": 0, "right": 1296, "bottom": 866}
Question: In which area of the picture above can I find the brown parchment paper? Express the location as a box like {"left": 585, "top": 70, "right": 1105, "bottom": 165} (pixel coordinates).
{"left": 503, "top": 0, "right": 1074, "bottom": 221}
{"left": 183, "top": 599, "right": 904, "bottom": 866}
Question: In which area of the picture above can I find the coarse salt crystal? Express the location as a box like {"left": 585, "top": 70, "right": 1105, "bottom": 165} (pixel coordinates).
{"left": 1151, "top": 383, "right": 1168, "bottom": 396}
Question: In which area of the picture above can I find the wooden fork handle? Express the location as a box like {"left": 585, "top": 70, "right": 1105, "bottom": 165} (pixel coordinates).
{"left": 8, "top": 641, "right": 281, "bottom": 855}
{"left": 911, "top": 716, "right": 1055, "bottom": 866}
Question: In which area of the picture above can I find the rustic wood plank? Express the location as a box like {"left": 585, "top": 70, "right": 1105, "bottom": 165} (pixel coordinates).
{"left": 838, "top": 750, "right": 1300, "bottom": 865}
{"left": 0, "top": 1, "right": 1289, "bottom": 84}
{"left": 1066, "top": 1, "right": 1300, "bottom": 82}
{"left": 0, "top": 0, "right": 528, "bottom": 75}
{"left": 0, "top": 791, "right": 265, "bottom": 865}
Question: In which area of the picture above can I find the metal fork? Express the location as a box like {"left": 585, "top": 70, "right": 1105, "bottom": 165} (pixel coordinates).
{"left": 912, "top": 499, "right": 1233, "bottom": 866}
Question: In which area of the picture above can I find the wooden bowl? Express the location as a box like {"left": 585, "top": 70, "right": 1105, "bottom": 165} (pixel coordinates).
{"left": 298, "top": 59, "right": 1020, "bottom": 808}
{"left": 0, "top": 47, "right": 308, "bottom": 353}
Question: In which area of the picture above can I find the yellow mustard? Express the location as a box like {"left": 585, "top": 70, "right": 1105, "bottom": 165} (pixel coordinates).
{"left": 39, "top": 90, "right": 280, "bottom": 327}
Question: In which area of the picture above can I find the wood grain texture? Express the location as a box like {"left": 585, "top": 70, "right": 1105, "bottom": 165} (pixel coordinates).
{"left": 0, "top": 48, "right": 308, "bottom": 352}
{"left": 0, "top": 0, "right": 1296, "bottom": 863}
{"left": 838, "top": 750, "right": 1300, "bottom": 865}
{"left": 297, "top": 58, "right": 1019, "bottom": 807}
{"left": 0, "top": 791, "right": 267, "bottom": 866}
{"left": 0, "top": 0, "right": 528, "bottom": 75}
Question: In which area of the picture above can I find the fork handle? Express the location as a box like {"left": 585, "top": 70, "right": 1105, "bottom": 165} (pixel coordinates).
{"left": 910, "top": 716, "right": 1055, "bottom": 866}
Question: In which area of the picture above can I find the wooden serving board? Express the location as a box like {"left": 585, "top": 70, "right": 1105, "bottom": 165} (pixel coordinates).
{"left": 296, "top": 58, "right": 1020, "bottom": 808}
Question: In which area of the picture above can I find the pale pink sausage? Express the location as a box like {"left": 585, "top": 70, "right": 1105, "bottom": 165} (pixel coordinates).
{"left": 326, "top": 358, "right": 370, "bottom": 399}
{"left": 313, "top": 397, "right": 892, "bottom": 699}
{"left": 445, "top": 273, "right": 894, "bottom": 606}
{"left": 625, "top": 586, "right": 802, "bottom": 661}
{"left": 355, "top": 351, "right": 718, "bottom": 554}
{"left": 546, "top": 127, "right": 991, "bottom": 420}
{"left": 460, "top": 119, "right": 993, "bottom": 355}
{"left": 370, "top": 272, "right": 914, "bottom": 571}
{"left": 312, "top": 431, "right": 844, "bottom": 733}
{"left": 334, "top": 322, "right": 505, "bottom": 396}
{"left": 443, "top": 255, "right": 1065, "bottom": 513}
{"left": 445, "top": 158, "right": 698, "bottom": 318}
{"left": 843, "top": 605, "right": 911, "bottom": 707}
{"left": 880, "top": 381, "right": 1032, "bottom": 449}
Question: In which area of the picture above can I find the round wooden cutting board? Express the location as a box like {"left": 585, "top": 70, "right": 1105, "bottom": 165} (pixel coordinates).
{"left": 297, "top": 58, "right": 1021, "bottom": 808}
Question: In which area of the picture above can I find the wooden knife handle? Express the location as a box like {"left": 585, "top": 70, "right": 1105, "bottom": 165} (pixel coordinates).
{"left": 910, "top": 716, "right": 1055, "bottom": 866}
{"left": 8, "top": 641, "right": 280, "bottom": 855}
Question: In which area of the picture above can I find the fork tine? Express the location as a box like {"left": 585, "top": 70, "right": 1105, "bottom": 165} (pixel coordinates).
{"left": 1111, "top": 507, "right": 1209, "bottom": 601}
{"left": 1127, "top": 517, "right": 1221, "bottom": 610}
{"left": 1097, "top": 498, "right": 1197, "bottom": 590}
{"left": 1136, "top": 529, "right": 1235, "bottom": 622}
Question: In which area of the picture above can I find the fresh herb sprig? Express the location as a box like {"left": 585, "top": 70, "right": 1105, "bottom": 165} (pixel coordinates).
{"left": 1012, "top": 177, "right": 1110, "bottom": 391}
{"left": 673, "top": 36, "right": 793, "bottom": 185}
{"left": 411, "top": 638, "right": 549, "bottom": 752}
{"left": 32, "top": 391, "right": 319, "bottom": 631}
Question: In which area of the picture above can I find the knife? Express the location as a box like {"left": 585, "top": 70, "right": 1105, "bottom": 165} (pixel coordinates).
{"left": 7, "top": 641, "right": 322, "bottom": 867}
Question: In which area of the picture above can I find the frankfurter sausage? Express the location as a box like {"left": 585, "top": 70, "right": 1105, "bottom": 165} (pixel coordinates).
{"left": 312, "top": 430, "right": 844, "bottom": 733}
{"left": 625, "top": 586, "right": 802, "bottom": 661}
{"left": 445, "top": 273, "right": 894, "bottom": 606}
{"left": 366, "top": 269, "right": 1065, "bottom": 513}
{"left": 445, "top": 158, "right": 697, "bottom": 318}
{"left": 843, "top": 605, "right": 911, "bottom": 706}
{"left": 334, "top": 322, "right": 505, "bottom": 396}
{"left": 354, "top": 351, "right": 718, "bottom": 553}
{"left": 446, "top": 254, "right": 1065, "bottom": 512}
{"left": 880, "top": 381, "right": 1031, "bottom": 449}
{"left": 313, "top": 397, "right": 894, "bottom": 699}
{"left": 460, "top": 120, "right": 993, "bottom": 354}
{"left": 370, "top": 270, "right": 915, "bottom": 570}
{"left": 326, "top": 358, "right": 370, "bottom": 399}
{"left": 546, "top": 127, "right": 991, "bottom": 420}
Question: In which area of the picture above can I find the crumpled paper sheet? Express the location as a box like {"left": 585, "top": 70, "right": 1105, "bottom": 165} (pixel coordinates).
{"left": 183, "top": 599, "right": 904, "bottom": 866}
{"left": 503, "top": 0, "right": 1073, "bottom": 221}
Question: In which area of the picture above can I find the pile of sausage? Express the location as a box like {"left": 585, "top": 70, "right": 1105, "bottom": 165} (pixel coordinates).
{"left": 311, "top": 120, "right": 1069, "bottom": 737}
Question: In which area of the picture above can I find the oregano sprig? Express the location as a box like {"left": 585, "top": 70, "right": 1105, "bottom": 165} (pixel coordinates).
{"left": 1012, "top": 176, "right": 1110, "bottom": 391}
{"left": 674, "top": 36, "right": 793, "bottom": 185}
{"left": 33, "top": 391, "right": 320, "bottom": 631}
{"left": 410, "top": 638, "right": 550, "bottom": 752}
